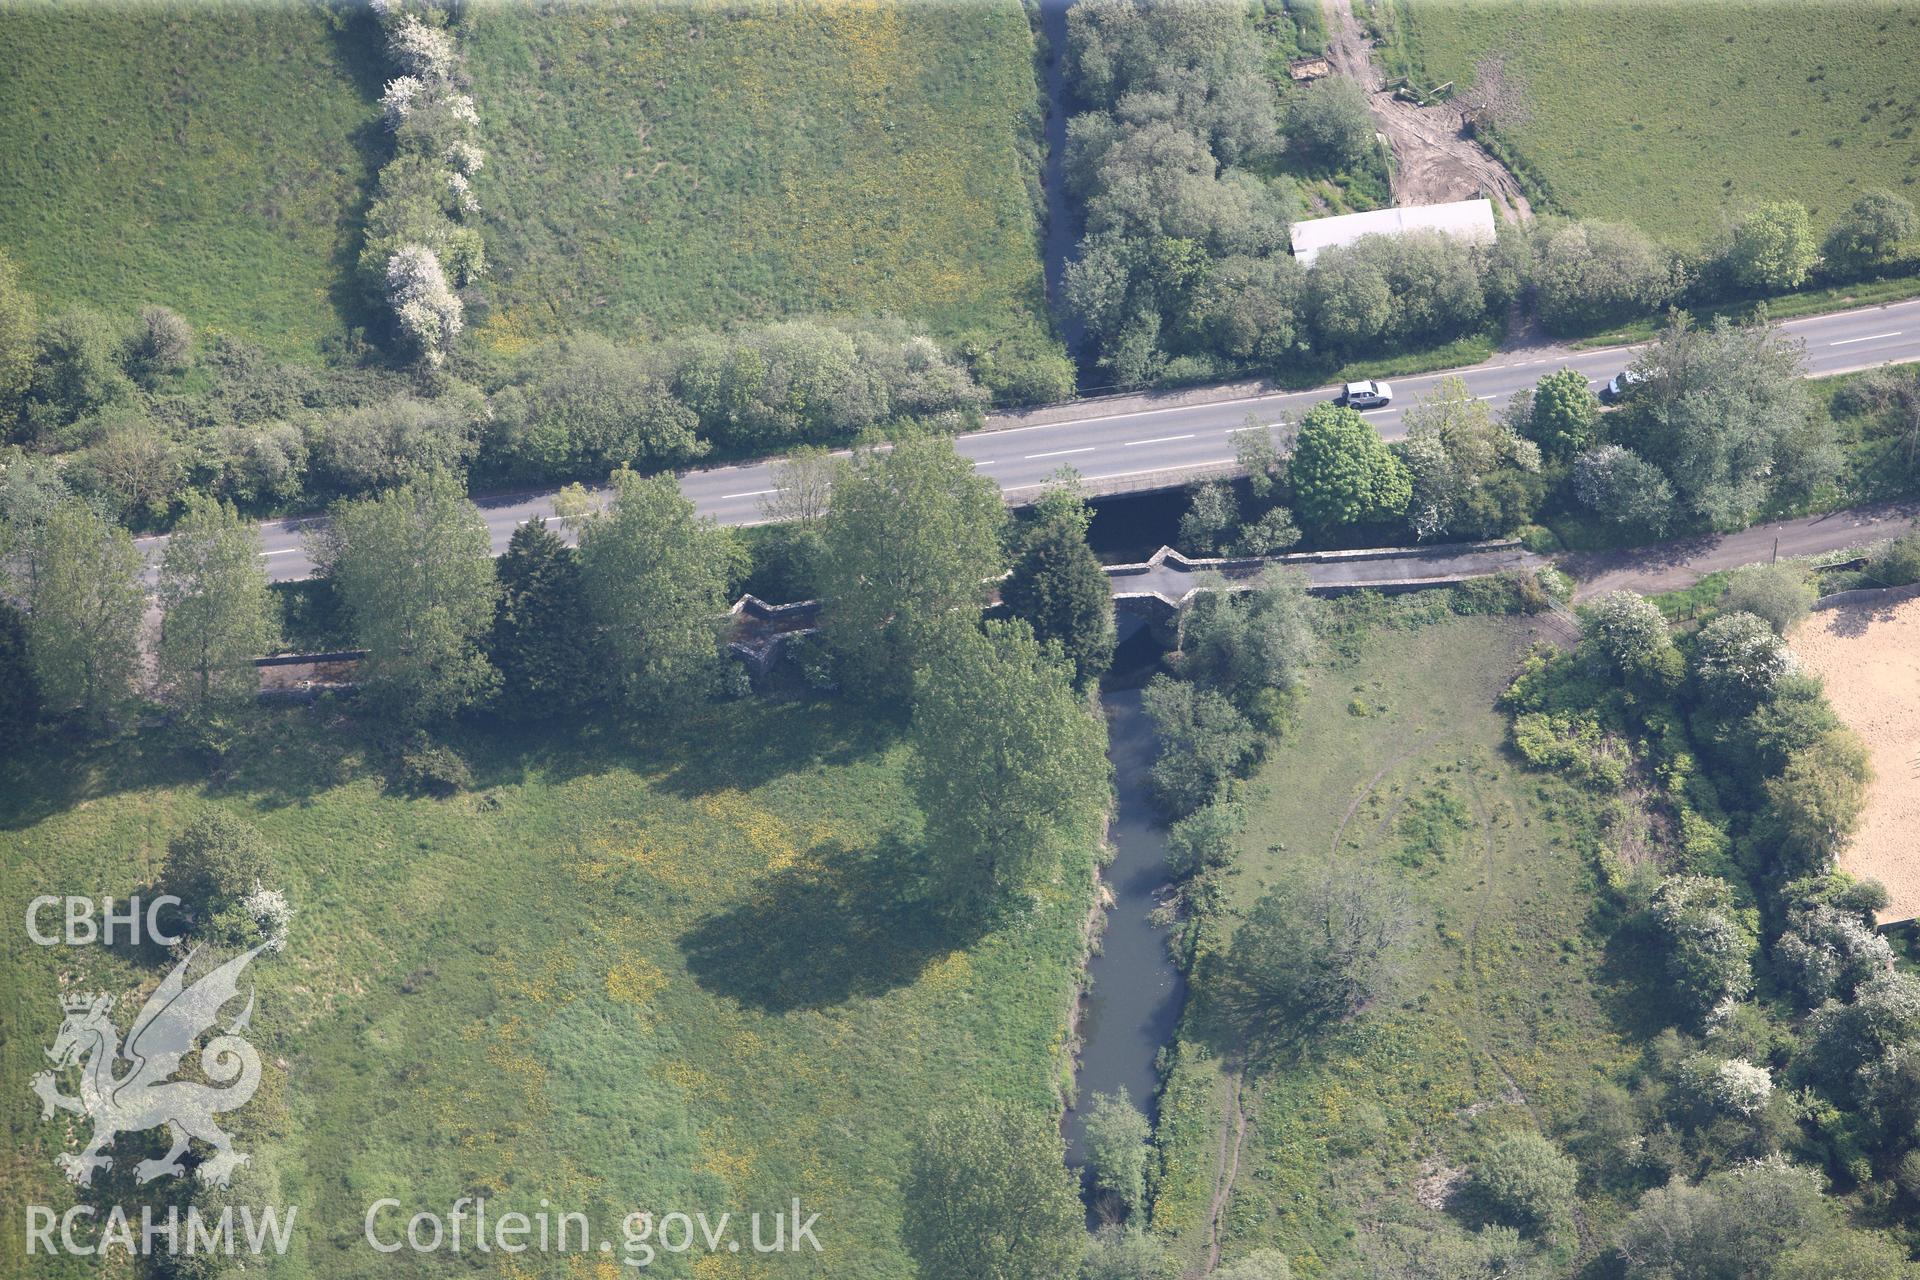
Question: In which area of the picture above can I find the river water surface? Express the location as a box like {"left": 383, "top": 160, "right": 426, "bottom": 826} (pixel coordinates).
{"left": 1065, "top": 685, "right": 1187, "bottom": 1173}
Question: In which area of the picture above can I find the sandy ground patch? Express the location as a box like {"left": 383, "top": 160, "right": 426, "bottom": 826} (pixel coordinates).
{"left": 1793, "top": 594, "right": 1920, "bottom": 921}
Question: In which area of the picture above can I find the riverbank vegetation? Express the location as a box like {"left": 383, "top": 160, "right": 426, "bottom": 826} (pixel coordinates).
{"left": 1139, "top": 609, "right": 1618, "bottom": 1274}
{"left": 1138, "top": 579, "right": 1917, "bottom": 1274}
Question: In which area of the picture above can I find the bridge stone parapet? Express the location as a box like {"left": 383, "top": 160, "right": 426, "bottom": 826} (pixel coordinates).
{"left": 1107, "top": 540, "right": 1537, "bottom": 618}
{"left": 251, "top": 541, "right": 1542, "bottom": 693}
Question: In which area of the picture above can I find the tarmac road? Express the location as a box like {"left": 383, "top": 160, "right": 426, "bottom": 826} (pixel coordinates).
{"left": 136, "top": 296, "right": 1920, "bottom": 584}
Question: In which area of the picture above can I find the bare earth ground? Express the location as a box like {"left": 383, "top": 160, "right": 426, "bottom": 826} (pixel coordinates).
{"left": 1320, "top": 0, "right": 1532, "bottom": 220}
{"left": 1793, "top": 594, "right": 1920, "bottom": 922}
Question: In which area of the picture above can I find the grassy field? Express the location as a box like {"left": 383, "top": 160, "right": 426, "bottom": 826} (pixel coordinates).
{"left": 1385, "top": 0, "right": 1920, "bottom": 244}
{"left": 1153, "top": 613, "right": 1644, "bottom": 1274}
{"left": 0, "top": 701, "right": 1094, "bottom": 1277}
{"left": 461, "top": 0, "right": 1056, "bottom": 359}
{"left": 0, "top": 1, "right": 385, "bottom": 361}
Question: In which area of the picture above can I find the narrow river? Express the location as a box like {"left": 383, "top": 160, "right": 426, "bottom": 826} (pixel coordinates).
{"left": 1065, "top": 684, "right": 1188, "bottom": 1176}
{"left": 1032, "top": 0, "right": 1187, "bottom": 1198}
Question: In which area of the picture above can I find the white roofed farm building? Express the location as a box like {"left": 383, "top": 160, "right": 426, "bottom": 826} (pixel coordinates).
{"left": 1289, "top": 197, "right": 1498, "bottom": 267}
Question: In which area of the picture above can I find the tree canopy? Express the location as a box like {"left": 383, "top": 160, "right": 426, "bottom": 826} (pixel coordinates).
{"left": 911, "top": 619, "right": 1110, "bottom": 916}
{"left": 1526, "top": 218, "right": 1676, "bottom": 335}
{"left": 1729, "top": 201, "right": 1819, "bottom": 292}
{"left": 818, "top": 435, "right": 1006, "bottom": 705}
{"left": 1001, "top": 484, "right": 1116, "bottom": 691}
{"left": 1617, "top": 314, "right": 1830, "bottom": 528}
{"left": 21, "top": 498, "right": 144, "bottom": 723}
{"left": 1081, "top": 1089, "right": 1151, "bottom": 1216}
{"left": 158, "top": 495, "right": 278, "bottom": 720}
{"left": 1141, "top": 673, "right": 1259, "bottom": 817}
{"left": 576, "top": 468, "right": 735, "bottom": 714}
{"left": 488, "top": 518, "right": 597, "bottom": 716}
{"left": 1060, "top": 0, "right": 1293, "bottom": 383}
{"left": 1396, "top": 376, "right": 1542, "bottom": 541}
{"left": 1824, "top": 190, "right": 1917, "bottom": 276}
{"left": 1178, "top": 568, "right": 1320, "bottom": 721}
{"left": 320, "top": 469, "right": 499, "bottom": 721}
{"left": 1286, "top": 403, "right": 1411, "bottom": 534}
{"left": 1527, "top": 367, "right": 1600, "bottom": 462}
{"left": 1226, "top": 862, "right": 1408, "bottom": 1044}
{"left": 901, "top": 1098, "right": 1085, "bottom": 1280}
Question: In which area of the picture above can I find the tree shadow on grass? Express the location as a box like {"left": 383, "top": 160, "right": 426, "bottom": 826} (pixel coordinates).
{"left": 214, "top": 693, "right": 894, "bottom": 808}
{"left": 1, "top": 726, "right": 211, "bottom": 831}
{"left": 321, "top": 4, "right": 398, "bottom": 351}
{"left": 645, "top": 699, "right": 903, "bottom": 799}
{"left": 454, "top": 698, "right": 901, "bottom": 799}
{"left": 1179, "top": 949, "right": 1326, "bottom": 1074}
{"left": 679, "top": 835, "right": 972, "bottom": 1013}
{"left": 1594, "top": 910, "right": 1682, "bottom": 1047}
{"left": 2, "top": 694, "right": 899, "bottom": 833}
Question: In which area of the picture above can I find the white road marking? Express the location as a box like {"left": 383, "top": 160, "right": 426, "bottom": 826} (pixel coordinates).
{"left": 1025, "top": 446, "right": 1097, "bottom": 460}
{"left": 1077, "top": 459, "right": 1238, "bottom": 486}
{"left": 973, "top": 459, "right": 999, "bottom": 467}
{"left": 1125, "top": 434, "right": 1196, "bottom": 446}
{"left": 1830, "top": 331, "right": 1903, "bottom": 346}
{"left": 983, "top": 390, "right": 1315, "bottom": 436}
{"left": 719, "top": 488, "right": 778, "bottom": 499}
{"left": 260, "top": 549, "right": 301, "bottom": 557}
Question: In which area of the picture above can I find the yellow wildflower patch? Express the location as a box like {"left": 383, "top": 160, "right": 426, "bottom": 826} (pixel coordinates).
{"left": 918, "top": 949, "right": 973, "bottom": 994}
{"left": 662, "top": 1060, "right": 721, "bottom": 1100}
{"left": 482, "top": 1016, "right": 550, "bottom": 1111}
{"left": 606, "top": 956, "right": 668, "bottom": 1009}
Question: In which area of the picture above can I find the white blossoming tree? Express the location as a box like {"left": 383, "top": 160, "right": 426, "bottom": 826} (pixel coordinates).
{"left": 386, "top": 245, "right": 463, "bottom": 365}
{"left": 364, "top": 2, "right": 484, "bottom": 364}
{"left": 446, "top": 140, "right": 485, "bottom": 174}
{"left": 240, "top": 881, "right": 295, "bottom": 952}
{"left": 379, "top": 75, "right": 424, "bottom": 129}
{"left": 388, "top": 15, "right": 457, "bottom": 80}
{"left": 1711, "top": 1058, "right": 1774, "bottom": 1115}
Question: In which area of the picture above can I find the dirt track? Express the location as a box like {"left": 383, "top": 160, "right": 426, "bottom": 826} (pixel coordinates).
{"left": 1792, "top": 593, "right": 1920, "bottom": 922}
{"left": 1320, "top": 0, "right": 1532, "bottom": 220}
{"left": 1564, "top": 500, "right": 1920, "bottom": 601}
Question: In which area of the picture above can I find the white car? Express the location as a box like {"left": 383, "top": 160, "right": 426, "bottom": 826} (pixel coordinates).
{"left": 1599, "top": 369, "right": 1645, "bottom": 404}
{"left": 1338, "top": 379, "right": 1393, "bottom": 409}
